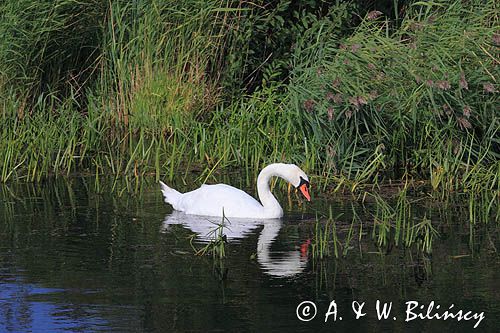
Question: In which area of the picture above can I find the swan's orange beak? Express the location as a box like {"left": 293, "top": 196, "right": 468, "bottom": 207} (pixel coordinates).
{"left": 299, "top": 183, "right": 311, "bottom": 201}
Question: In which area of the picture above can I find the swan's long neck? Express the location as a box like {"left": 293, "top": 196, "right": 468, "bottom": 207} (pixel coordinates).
{"left": 256, "top": 164, "right": 284, "bottom": 216}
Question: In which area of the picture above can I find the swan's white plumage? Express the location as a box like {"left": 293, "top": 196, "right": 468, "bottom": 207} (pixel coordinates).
{"left": 159, "top": 163, "right": 310, "bottom": 219}
{"left": 176, "top": 184, "right": 265, "bottom": 218}
{"left": 159, "top": 181, "right": 182, "bottom": 210}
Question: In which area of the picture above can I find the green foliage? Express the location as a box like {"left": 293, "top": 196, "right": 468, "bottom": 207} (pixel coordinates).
{"left": 219, "top": 1, "right": 358, "bottom": 95}
{"left": 98, "top": 0, "right": 225, "bottom": 128}
{"left": 286, "top": 0, "right": 499, "bottom": 184}
{"left": 0, "top": 0, "right": 104, "bottom": 102}
{"left": 0, "top": 0, "right": 498, "bottom": 197}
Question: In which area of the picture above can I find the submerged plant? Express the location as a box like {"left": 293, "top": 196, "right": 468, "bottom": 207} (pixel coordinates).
{"left": 411, "top": 216, "right": 440, "bottom": 254}
{"left": 195, "top": 212, "right": 229, "bottom": 260}
{"left": 310, "top": 206, "right": 339, "bottom": 259}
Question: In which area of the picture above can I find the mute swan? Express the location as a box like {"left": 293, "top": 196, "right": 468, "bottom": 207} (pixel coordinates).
{"left": 159, "top": 163, "right": 311, "bottom": 218}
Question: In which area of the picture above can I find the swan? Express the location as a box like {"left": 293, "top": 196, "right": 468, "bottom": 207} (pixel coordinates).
{"left": 159, "top": 163, "right": 311, "bottom": 218}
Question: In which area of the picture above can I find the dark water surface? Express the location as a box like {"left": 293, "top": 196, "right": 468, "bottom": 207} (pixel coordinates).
{"left": 0, "top": 177, "right": 498, "bottom": 332}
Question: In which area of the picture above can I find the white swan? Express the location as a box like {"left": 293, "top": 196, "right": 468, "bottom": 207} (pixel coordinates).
{"left": 159, "top": 163, "right": 311, "bottom": 218}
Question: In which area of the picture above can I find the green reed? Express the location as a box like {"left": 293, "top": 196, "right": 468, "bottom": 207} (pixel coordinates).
{"left": 195, "top": 213, "right": 229, "bottom": 260}
{"left": 311, "top": 206, "right": 339, "bottom": 259}
{"left": 411, "top": 216, "right": 440, "bottom": 254}
{"left": 342, "top": 207, "right": 357, "bottom": 257}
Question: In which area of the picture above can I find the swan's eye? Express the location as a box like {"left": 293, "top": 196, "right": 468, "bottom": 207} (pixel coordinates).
{"left": 297, "top": 176, "right": 309, "bottom": 189}
{"left": 297, "top": 176, "right": 311, "bottom": 201}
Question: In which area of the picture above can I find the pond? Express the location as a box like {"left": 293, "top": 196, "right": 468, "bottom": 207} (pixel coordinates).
{"left": 0, "top": 177, "right": 498, "bottom": 332}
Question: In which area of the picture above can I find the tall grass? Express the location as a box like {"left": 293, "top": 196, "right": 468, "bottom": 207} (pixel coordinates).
{"left": 286, "top": 0, "right": 499, "bottom": 190}
{"left": 0, "top": 0, "right": 498, "bottom": 198}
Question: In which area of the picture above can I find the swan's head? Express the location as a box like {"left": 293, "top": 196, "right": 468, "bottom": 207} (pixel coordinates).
{"left": 278, "top": 164, "right": 311, "bottom": 202}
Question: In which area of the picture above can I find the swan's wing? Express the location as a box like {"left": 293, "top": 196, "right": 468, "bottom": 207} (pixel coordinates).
{"left": 178, "top": 184, "right": 264, "bottom": 218}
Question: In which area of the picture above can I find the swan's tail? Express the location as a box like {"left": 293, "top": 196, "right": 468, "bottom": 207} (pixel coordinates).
{"left": 159, "top": 181, "right": 182, "bottom": 210}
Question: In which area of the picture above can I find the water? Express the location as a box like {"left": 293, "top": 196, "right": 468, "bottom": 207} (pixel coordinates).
{"left": 0, "top": 178, "right": 498, "bottom": 332}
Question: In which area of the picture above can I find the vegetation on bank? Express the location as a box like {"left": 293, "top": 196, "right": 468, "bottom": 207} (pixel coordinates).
{"left": 0, "top": 0, "right": 498, "bottom": 198}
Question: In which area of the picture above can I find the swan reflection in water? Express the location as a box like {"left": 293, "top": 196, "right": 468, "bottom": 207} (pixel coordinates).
{"left": 162, "top": 211, "right": 308, "bottom": 277}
